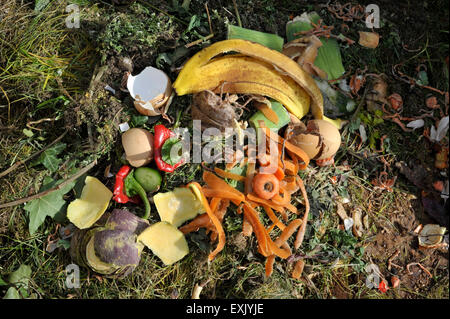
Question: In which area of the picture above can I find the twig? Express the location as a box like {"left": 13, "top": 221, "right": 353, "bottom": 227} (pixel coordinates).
{"left": 231, "top": 0, "right": 242, "bottom": 27}
{"left": 26, "top": 118, "right": 56, "bottom": 131}
{"left": 387, "top": 250, "right": 401, "bottom": 271}
{"left": 185, "top": 33, "right": 214, "bottom": 48}
{"left": 0, "top": 130, "right": 69, "bottom": 179}
{"left": 350, "top": 84, "right": 370, "bottom": 123}
{"left": 0, "top": 160, "right": 97, "bottom": 209}
{"left": 191, "top": 279, "right": 210, "bottom": 299}
{"left": 0, "top": 85, "right": 11, "bottom": 123}
{"left": 205, "top": 2, "right": 213, "bottom": 35}
{"left": 406, "top": 262, "right": 433, "bottom": 278}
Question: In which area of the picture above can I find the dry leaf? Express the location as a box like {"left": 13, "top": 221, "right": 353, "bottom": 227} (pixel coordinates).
{"left": 358, "top": 31, "right": 380, "bottom": 49}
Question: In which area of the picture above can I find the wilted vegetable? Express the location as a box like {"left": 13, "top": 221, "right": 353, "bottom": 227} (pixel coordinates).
{"left": 137, "top": 221, "right": 189, "bottom": 266}
{"left": 365, "top": 75, "right": 389, "bottom": 112}
{"left": 121, "top": 128, "right": 154, "bottom": 168}
{"left": 67, "top": 176, "right": 112, "bottom": 229}
{"left": 153, "top": 187, "right": 204, "bottom": 227}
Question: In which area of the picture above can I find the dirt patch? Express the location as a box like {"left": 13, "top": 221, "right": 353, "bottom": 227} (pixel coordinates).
{"left": 364, "top": 191, "right": 448, "bottom": 297}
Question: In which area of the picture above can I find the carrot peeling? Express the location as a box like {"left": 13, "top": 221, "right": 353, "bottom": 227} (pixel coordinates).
{"left": 294, "top": 177, "right": 310, "bottom": 250}
{"left": 214, "top": 167, "right": 246, "bottom": 182}
{"left": 188, "top": 182, "right": 226, "bottom": 261}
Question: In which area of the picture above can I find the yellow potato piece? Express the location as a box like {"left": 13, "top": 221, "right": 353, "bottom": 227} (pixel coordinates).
{"left": 138, "top": 221, "right": 189, "bottom": 266}
{"left": 67, "top": 176, "right": 112, "bottom": 229}
{"left": 154, "top": 188, "right": 204, "bottom": 227}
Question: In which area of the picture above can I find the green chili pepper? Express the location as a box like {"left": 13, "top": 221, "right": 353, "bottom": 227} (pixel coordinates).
{"left": 124, "top": 170, "right": 151, "bottom": 219}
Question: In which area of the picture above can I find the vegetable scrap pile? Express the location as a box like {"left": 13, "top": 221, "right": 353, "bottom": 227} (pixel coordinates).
{"left": 13, "top": 7, "right": 444, "bottom": 291}
{"left": 61, "top": 10, "right": 353, "bottom": 281}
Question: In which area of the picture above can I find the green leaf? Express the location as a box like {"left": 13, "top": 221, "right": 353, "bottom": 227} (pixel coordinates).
{"left": 131, "top": 114, "right": 149, "bottom": 127}
{"left": 286, "top": 12, "right": 345, "bottom": 80}
{"left": 416, "top": 70, "right": 429, "bottom": 86}
{"left": 57, "top": 239, "right": 71, "bottom": 250}
{"left": 187, "top": 15, "right": 200, "bottom": 32}
{"left": 34, "top": 142, "right": 66, "bottom": 173}
{"left": 3, "top": 287, "right": 20, "bottom": 299}
{"left": 23, "top": 129, "right": 34, "bottom": 137}
{"left": 24, "top": 178, "right": 75, "bottom": 234}
{"left": 0, "top": 277, "right": 7, "bottom": 286}
{"left": 8, "top": 264, "right": 32, "bottom": 287}
{"left": 227, "top": 24, "right": 284, "bottom": 51}
{"left": 161, "top": 138, "right": 183, "bottom": 166}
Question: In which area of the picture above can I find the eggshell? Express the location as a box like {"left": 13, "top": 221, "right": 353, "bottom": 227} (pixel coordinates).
{"left": 418, "top": 224, "right": 446, "bottom": 249}
{"left": 127, "top": 66, "right": 173, "bottom": 116}
{"left": 307, "top": 119, "right": 341, "bottom": 160}
{"left": 289, "top": 132, "right": 322, "bottom": 160}
{"left": 288, "top": 119, "right": 341, "bottom": 160}
{"left": 121, "top": 128, "right": 154, "bottom": 167}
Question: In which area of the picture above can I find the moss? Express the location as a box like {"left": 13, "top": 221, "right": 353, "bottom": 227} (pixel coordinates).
{"left": 99, "top": 2, "right": 176, "bottom": 60}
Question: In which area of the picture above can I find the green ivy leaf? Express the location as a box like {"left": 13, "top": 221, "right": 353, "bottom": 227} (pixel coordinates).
{"left": 3, "top": 287, "right": 21, "bottom": 299}
{"left": 0, "top": 277, "right": 7, "bottom": 286}
{"left": 24, "top": 178, "right": 75, "bottom": 235}
{"left": 3, "top": 264, "right": 33, "bottom": 299}
{"left": 33, "top": 142, "right": 66, "bottom": 173}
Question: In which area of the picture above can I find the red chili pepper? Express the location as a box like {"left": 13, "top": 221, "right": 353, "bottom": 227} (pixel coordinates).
{"left": 113, "top": 165, "right": 140, "bottom": 204}
{"left": 153, "top": 124, "right": 184, "bottom": 173}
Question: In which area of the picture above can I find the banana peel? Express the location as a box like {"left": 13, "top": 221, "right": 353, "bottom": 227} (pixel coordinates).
{"left": 182, "top": 55, "right": 311, "bottom": 118}
{"left": 173, "top": 39, "right": 324, "bottom": 120}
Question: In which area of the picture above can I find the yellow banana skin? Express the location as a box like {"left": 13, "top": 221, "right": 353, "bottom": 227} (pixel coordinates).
{"left": 173, "top": 39, "right": 324, "bottom": 120}
{"left": 179, "top": 55, "right": 311, "bottom": 118}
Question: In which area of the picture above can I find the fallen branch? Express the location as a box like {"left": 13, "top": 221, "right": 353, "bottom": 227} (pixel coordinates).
{"left": 0, "top": 160, "right": 97, "bottom": 209}
{"left": 0, "top": 130, "right": 68, "bottom": 179}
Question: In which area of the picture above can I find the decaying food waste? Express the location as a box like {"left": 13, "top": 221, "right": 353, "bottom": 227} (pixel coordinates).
{"left": 68, "top": 33, "right": 347, "bottom": 281}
